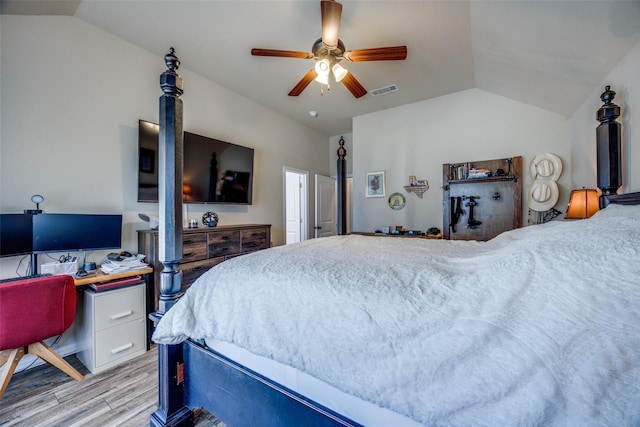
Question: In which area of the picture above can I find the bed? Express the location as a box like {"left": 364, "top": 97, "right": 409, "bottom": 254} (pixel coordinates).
{"left": 151, "top": 199, "right": 640, "bottom": 426}
{"left": 149, "top": 51, "right": 640, "bottom": 426}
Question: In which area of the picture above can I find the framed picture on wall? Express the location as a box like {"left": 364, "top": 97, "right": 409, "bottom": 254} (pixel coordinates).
{"left": 366, "top": 171, "right": 385, "bottom": 198}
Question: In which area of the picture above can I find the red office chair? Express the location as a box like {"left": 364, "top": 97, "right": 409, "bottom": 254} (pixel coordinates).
{"left": 0, "top": 275, "right": 83, "bottom": 399}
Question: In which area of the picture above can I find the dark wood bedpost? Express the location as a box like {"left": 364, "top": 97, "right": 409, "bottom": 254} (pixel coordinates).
{"left": 151, "top": 48, "right": 194, "bottom": 427}
{"left": 158, "top": 47, "right": 184, "bottom": 314}
{"left": 596, "top": 85, "right": 622, "bottom": 208}
{"left": 151, "top": 343, "right": 193, "bottom": 427}
{"left": 337, "top": 136, "right": 347, "bottom": 235}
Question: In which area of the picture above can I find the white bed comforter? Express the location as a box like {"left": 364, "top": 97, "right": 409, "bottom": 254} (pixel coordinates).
{"left": 153, "top": 205, "right": 640, "bottom": 426}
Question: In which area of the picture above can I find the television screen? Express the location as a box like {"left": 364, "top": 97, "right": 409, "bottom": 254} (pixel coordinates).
{"left": 137, "top": 120, "right": 254, "bottom": 204}
{"left": 138, "top": 120, "right": 159, "bottom": 202}
{"left": 32, "top": 214, "right": 122, "bottom": 254}
{"left": 0, "top": 214, "right": 33, "bottom": 257}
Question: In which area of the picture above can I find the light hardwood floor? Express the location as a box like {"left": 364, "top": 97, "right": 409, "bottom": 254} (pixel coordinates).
{"left": 0, "top": 346, "right": 225, "bottom": 427}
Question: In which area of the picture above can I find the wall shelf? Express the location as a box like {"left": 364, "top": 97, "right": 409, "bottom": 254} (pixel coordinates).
{"left": 442, "top": 156, "right": 522, "bottom": 241}
{"left": 446, "top": 175, "right": 517, "bottom": 186}
{"left": 403, "top": 185, "right": 429, "bottom": 198}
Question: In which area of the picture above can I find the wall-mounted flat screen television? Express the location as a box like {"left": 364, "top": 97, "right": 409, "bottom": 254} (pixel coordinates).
{"left": 32, "top": 214, "right": 122, "bottom": 254}
{"left": 138, "top": 120, "right": 254, "bottom": 204}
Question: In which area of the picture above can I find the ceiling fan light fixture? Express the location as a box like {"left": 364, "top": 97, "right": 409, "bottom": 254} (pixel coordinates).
{"left": 251, "top": 0, "right": 407, "bottom": 98}
{"left": 314, "top": 58, "right": 330, "bottom": 76}
{"left": 314, "top": 72, "right": 329, "bottom": 85}
{"left": 314, "top": 58, "right": 331, "bottom": 85}
{"left": 331, "top": 63, "right": 348, "bottom": 82}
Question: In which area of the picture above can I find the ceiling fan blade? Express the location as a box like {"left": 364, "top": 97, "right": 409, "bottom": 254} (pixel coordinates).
{"left": 341, "top": 72, "right": 367, "bottom": 98}
{"left": 251, "top": 48, "right": 313, "bottom": 59}
{"left": 321, "top": 0, "right": 342, "bottom": 49}
{"left": 344, "top": 46, "right": 408, "bottom": 62}
{"left": 288, "top": 69, "right": 318, "bottom": 96}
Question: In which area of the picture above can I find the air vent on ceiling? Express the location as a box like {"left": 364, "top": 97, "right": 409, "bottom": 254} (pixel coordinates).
{"left": 370, "top": 84, "right": 398, "bottom": 96}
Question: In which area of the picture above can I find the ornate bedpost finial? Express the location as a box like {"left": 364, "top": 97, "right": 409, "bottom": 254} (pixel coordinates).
{"left": 597, "top": 85, "right": 619, "bottom": 123}
{"left": 165, "top": 47, "right": 180, "bottom": 71}
{"left": 337, "top": 136, "right": 346, "bottom": 160}
{"left": 160, "top": 47, "right": 184, "bottom": 96}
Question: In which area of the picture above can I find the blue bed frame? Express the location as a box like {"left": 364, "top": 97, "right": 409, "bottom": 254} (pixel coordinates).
{"left": 150, "top": 340, "right": 362, "bottom": 427}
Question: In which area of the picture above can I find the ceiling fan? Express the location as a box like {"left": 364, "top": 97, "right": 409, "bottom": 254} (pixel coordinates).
{"left": 251, "top": 0, "right": 407, "bottom": 98}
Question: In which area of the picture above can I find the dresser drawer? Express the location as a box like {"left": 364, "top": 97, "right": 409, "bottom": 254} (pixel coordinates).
{"left": 181, "top": 257, "right": 225, "bottom": 287}
{"left": 241, "top": 228, "right": 268, "bottom": 252}
{"left": 94, "top": 317, "right": 146, "bottom": 368}
{"left": 139, "top": 224, "right": 271, "bottom": 314}
{"left": 93, "top": 284, "right": 145, "bottom": 331}
{"left": 208, "top": 230, "right": 241, "bottom": 257}
{"left": 182, "top": 233, "right": 208, "bottom": 263}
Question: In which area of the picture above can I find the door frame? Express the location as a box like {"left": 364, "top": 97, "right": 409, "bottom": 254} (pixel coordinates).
{"left": 283, "top": 166, "right": 309, "bottom": 244}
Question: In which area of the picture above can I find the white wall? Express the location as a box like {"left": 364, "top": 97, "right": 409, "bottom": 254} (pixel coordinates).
{"left": 352, "top": 88, "right": 571, "bottom": 233}
{"left": 570, "top": 40, "right": 640, "bottom": 193}
{"left": 0, "top": 15, "right": 329, "bottom": 277}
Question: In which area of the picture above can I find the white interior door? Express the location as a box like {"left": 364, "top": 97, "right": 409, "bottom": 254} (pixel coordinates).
{"left": 315, "top": 174, "right": 336, "bottom": 238}
{"left": 284, "top": 168, "right": 308, "bottom": 244}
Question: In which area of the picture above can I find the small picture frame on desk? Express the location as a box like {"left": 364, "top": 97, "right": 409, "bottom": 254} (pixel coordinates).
{"left": 366, "top": 171, "right": 385, "bottom": 198}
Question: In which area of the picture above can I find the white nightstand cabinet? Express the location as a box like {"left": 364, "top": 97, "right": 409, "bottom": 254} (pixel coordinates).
{"left": 76, "top": 282, "right": 147, "bottom": 373}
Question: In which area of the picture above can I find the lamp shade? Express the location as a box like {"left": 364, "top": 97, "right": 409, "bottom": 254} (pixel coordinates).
{"left": 314, "top": 72, "right": 329, "bottom": 85}
{"left": 314, "top": 58, "right": 330, "bottom": 76}
{"left": 565, "top": 188, "right": 600, "bottom": 219}
{"left": 314, "top": 58, "right": 330, "bottom": 85}
{"left": 332, "top": 63, "right": 348, "bottom": 82}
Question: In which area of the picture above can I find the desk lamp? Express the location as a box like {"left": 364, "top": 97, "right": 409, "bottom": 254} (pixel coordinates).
{"left": 24, "top": 194, "right": 44, "bottom": 214}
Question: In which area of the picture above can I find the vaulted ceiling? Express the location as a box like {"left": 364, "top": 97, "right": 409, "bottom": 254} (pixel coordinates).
{"left": 3, "top": 0, "right": 640, "bottom": 136}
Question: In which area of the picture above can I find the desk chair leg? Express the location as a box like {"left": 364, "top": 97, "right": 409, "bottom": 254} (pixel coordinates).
{"left": 0, "top": 347, "right": 25, "bottom": 399}
{"left": 28, "top": 342, "right": 84, "bottom": 381}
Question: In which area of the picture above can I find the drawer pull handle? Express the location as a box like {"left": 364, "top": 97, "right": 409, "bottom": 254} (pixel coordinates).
{"left": 110, "top": 310, "right": 133, "bottom": 320}
{"left": 111, "top": 343, "right": 133, "bottom": 354}
{"left": 191, "top": 266, "right": 204, "bottom": 272}
{"left": 221, "top": 236, "right": 230, "bottom": 240}
{"left": 183, "top": 240, "right": 194, "bottom": 244}
{"left": 183, "top": 252, "right": 193, "bottom": 258}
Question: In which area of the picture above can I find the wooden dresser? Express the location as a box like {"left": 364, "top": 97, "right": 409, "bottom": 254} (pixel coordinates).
{"left": 138, "top": 224, "right": 271, "bottom": 310}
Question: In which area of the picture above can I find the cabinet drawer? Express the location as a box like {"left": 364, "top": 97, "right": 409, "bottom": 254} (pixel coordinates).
{"left": 241, "top": 228, "right": 268, "bottom": 252}
{"left": 94, "top": 318, "right": 146, "bottom": 368}
{"left": 181, "top": 257, "right": 225, "bottom": 287}
{"left": 208, "top": 230, "right": 241, "bottom": 257}
{"left": 93, "top": 284, "right": 145, "bottom": 331}
{"left": 182, "top": 233, "right": 208, "bottom": 263}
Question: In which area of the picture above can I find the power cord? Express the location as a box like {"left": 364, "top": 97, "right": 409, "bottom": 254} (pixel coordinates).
{"left": 15, "top": 255, "right": 31, "bottom": 277}
{"left": 58, "top": 254, "right": 73, "bottom": 263}
{"left": 43, "top": 253, "right": 73, "bottom": 263}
